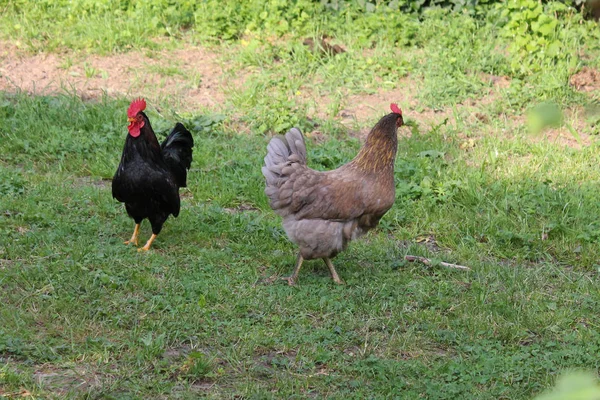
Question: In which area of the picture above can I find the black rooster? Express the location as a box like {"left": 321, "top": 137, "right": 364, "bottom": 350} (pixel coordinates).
{"left": 112, "top": 98, "right": 194, "bottom": 251}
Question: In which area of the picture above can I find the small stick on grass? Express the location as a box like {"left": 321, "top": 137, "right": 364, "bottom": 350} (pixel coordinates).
{"left": 404, "top": 255, "right": 470, "bottom": 271}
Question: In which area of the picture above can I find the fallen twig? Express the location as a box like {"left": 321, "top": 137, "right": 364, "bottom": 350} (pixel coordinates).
{"left": 404, "top": 255, "right": 470, "bottom": 271}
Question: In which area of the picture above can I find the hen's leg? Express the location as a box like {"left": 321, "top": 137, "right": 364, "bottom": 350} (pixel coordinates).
{"left": 138, "top": 234, "right": 158, "bottom": 252}
{"left": 124, "top": 224, "right": 140, "bottom": 246}
{"left": 323, "top": 257, "right": 343, "bottom": 284}
{"left": 282, "top": 253, "right": 304, "bottom": 286}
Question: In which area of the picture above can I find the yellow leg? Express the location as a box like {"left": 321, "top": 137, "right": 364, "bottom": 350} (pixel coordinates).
{"left": 138, "top": 234, "right": 158, "bottom": 252}
{"left": 281, "top": 253, "right": 304, "bottom": 286}
{"left": 323, "top": 257, "right": 343, "bottom": 284}
{"left": 124, "top": 224, "right": 140, "bottom": 246}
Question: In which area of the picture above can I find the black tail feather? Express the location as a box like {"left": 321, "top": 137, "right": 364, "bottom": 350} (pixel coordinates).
{"left": 161, "top": 122, "right": 194, "bottom": 188}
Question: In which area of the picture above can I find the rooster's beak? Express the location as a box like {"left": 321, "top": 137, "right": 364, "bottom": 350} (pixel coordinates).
{"left": 128, "top": 117, "right": 135, "bottom": 123}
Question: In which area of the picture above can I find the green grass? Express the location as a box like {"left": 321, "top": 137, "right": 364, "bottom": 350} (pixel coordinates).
{"left": 2, "top": 0, "right": 600, "bottom": 398}
{"left": 2, "top": 92, "right": 600, "bottom": 398}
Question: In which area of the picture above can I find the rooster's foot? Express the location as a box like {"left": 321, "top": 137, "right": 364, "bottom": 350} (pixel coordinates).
{"left": 124, "top": 224, "right": 141, "bottom": 247}
{"left": 137, "top": 234, "right": 157, "bottom": 252}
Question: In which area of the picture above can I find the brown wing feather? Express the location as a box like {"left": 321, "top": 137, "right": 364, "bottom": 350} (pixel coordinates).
{"left": 266, "top": 162, "right": 394, "bottom": 222}
{"left": 279, "top": 166, "right": 367, "bottom": 220}
{"left": 263, "top": 127, "right": 396, "bottom": 222}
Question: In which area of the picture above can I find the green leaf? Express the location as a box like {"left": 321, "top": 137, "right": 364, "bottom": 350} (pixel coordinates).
{"left": 546, "top": 40, "right": 561, "bottom": 57}
{"left": 536, "top": 21, "right": 556, "bottom": 36}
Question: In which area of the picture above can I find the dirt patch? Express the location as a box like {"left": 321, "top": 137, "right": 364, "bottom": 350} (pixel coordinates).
{"left": 0, "top": 258, "right": 14, "bottom": 269}
{"left": 508, "top": 106, "right": 595, "bottom": 149}
{"left": 162, "top": 344, "right": 194, "bottom": 360}
{"left": 0, "top": 389, "right": 34, "bottom": 398}
{"left": 414, "top": 234, "right": 442, "bottom": 253}
{"left": 480, "top": 73, "right": 511, "bottom": 89}
{"left": 0, "top": 41, "right": 595, "bottom": 149}
{"left": 305, "top": 77, "right": 456, "bottom": 141}
{"left": 311, "top": 73, "right": 516, "bottom": 143}
{"left": 302, "top": 37, "right": 346, "bottom": 56}
{"left": 32, "top": 363, "right": 103, "bottom": 396}
{"left": 535, "top": 128, "right": 591, "bottom": 149}
{"left": 343, "top": 84, "right": 418, "bottom": 122}
{"left": 570, "top": 66, "right": 600, "bottom": 92}
{"left": 223, "top": 203, "right": 260, "bottom": 214}
{"left": 72, "top": 176, "right": 112, "bottom": 189}
{"left": 255, "top": 264, "right": 281, "bottom": 286}
{"left": 0, "top": 41, "right": 241, "bottom": 112}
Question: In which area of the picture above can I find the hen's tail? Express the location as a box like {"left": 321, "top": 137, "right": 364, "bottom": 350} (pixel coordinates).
{"left": 262, "top": 127, "right": 307, "bottom": 182}
{"left": 161, "top": 122, "right": 194, "bottom": 188}
{"left": 262, "top": 128, "right": 307, "bottom": 209}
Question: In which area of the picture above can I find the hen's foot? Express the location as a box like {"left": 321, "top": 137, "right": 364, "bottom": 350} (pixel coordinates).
{"left": 324, "top": 257, "right": 344, "bottom": 285}
{"left": 281, "top": 276, "right": 297, "bottom": 286}
{"left": 124, "top": 224, "right": 141, "bottom": 246}
{"left": 281, "top": 253, "right": 304, "bottom": 286}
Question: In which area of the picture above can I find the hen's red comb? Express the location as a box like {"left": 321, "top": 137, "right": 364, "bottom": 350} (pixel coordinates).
{"left": 390, "top": 103, "right": 402, "bottom": 115}
{"left": 127, "top": 98, "right": 147, "bottom": 118}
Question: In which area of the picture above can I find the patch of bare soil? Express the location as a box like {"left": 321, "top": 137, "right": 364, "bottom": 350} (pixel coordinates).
{"left": 570, "top": 66, "right": 600, "bottom": 92}
{"left": 509, "top": 106, "right": 595, "bottom": 150}
{"left": 0, "top": 41, "right": 470, "bottom": 134}
{"left": 223, "top": 203, "right": 260, "bottom": 214}
{"left": 304, "top": 77, "right": 453, "bottom": 141}
{"left": 480, "top": 72, "right": 511, "bottom": 89}
{"left": 0, "top": 41, "right": 240, "bottom": 112}
{"left": 72, "top": 176, "right": 112, "bottom": 189}
{"left": 314, "top": 74, "right": 515, "bottom": 141}
{"left": 0, "top": 41, "right": 595, "bottom": 148}
{"left": 300, "top": 70, "right": 595, "bottom": 150}
{"left": 30, "top": 363, "right": 104, "bottom": 396}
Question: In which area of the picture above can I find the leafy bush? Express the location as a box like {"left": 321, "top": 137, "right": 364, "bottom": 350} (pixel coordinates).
{"left": 498, "top": 0, "right": 578, "bottom": 74}
{"left": 3, "top": 0, "right": 596, "bottom": 51}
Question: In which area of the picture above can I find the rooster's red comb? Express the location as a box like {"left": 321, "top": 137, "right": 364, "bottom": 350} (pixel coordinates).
{"left": 127, "top": 98, "right": 147, "bottom": 118}
{"left": 390, "top": 103, "right": 402, "bottom": 115}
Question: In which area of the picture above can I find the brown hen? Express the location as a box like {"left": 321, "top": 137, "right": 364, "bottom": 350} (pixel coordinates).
{"left": 262, "top": 104, "right": 404, "bottom": 285}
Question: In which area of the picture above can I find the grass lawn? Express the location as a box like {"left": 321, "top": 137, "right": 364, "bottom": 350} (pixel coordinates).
{"left": 1, "top": 1, "right": 600, "bottom": 398}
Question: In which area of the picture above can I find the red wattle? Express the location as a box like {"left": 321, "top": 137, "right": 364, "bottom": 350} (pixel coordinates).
{"left": 128, "top": 122, "right": 141, "bottom": 137}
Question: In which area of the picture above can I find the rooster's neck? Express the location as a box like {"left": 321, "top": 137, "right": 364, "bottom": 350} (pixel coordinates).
{"left": 139, "top": 119, "right": 161, "bottom": 151}
{"left": 122, "top": 116, "right": 162, "bottom": 163}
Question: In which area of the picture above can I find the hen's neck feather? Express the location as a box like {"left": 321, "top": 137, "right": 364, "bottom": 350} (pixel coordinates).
{"left": 351, "top": 117, "right": 398, "bottom": 173}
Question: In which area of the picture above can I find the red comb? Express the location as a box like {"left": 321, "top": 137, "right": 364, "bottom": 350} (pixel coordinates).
{"left": 390, "top": 103, "right": 402, "bottom": 115}
{"left": 127, "top": 98, "right": 147, "bottom": 118}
